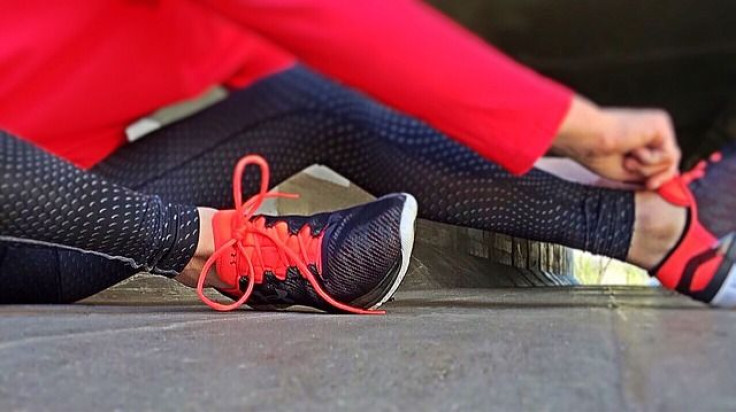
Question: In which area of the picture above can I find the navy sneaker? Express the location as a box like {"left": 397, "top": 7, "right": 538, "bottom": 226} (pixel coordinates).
{"left": 197, "top": 155, "right": 417, "bottom": 314}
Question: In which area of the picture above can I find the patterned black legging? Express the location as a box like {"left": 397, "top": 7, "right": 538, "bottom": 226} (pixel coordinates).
{"left": 0, "top": 66, "right": 634, "bottom": 303}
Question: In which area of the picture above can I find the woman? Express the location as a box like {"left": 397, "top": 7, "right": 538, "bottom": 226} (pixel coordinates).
{"left": 1, "top": 1, "right": 733, "bottom": 312}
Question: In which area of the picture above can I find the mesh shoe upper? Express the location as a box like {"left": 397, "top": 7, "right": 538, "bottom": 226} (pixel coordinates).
{"left": 690, "top": 142, "right": 736, "bottom": 238}
{"left": 321, "top": 194, "right": 404, "bottom": 304}
{"left": 196, "top": 154, "right": 413, "bottom": 313}
{"left": 245, "top": 194, "right": 406, "bottom": 310}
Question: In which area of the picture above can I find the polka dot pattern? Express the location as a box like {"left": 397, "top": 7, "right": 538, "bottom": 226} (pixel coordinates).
{"left": 0, "top": 130, "right": 199, "bottom": 280}
{"left": 0, "top": 66, "right": 635, "bottom": 303}
{"left": 97, "top": 66, "right": 635, "bottom": 259}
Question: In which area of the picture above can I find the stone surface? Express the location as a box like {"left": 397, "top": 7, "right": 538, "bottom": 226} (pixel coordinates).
{"left": 2, "top": 287, "right": 735, "bottom": 411}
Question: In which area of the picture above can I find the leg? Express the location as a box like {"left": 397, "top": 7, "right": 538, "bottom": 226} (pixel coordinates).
{"left": 0, "top": 131, "right": 200, "bottom": 302}
{"left": 1, "top": 242, "right": 137, "bottom": 303}
{"left": 94, "top": 66, "right": 735, "bottom": 305}
{"left": 87, "top": 66, "right": 736, "bottom": 307}
{"left": 94, "top": 67, "right": 639, "bottom": 262}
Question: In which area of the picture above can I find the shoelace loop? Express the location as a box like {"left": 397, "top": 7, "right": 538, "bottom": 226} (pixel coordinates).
{"left": 196, "top": 154, "right": 383, "bottom": 314}
{"left": 659, "top": 151, "right": 723, "bottom": 208}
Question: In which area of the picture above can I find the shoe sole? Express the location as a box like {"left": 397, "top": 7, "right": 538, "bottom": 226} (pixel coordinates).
{"left": 363, "top": 193, "right": 418, "bottom": 310}
{"left": 708, "top": 233, "right": 736, "bottom": 307}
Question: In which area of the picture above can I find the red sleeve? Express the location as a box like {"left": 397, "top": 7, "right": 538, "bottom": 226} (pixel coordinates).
{"left": 202, "top": 0, "right": 574, "bottom": 174}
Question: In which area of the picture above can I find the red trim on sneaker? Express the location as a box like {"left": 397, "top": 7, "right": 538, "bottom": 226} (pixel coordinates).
{"left": 652, "top": 154, "right": 726, "bottom": 297}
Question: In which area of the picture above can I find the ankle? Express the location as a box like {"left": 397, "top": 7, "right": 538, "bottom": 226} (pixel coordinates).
{"left": 627, "top": 191, "right": 687, "bottom": 270}
{"left": 174, "top": 207, "right": 229, "bottom": 289}
{"left": 193, "top": 207, "right": 217, "bottom": 259}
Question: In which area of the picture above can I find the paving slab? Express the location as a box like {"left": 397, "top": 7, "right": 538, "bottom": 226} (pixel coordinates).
{"left": 1, "top": 287, "right": 735, "bottom": 411}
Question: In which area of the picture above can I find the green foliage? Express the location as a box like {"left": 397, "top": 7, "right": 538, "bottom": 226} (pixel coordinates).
{"left": 573, "top": 251, "right": 649, "bottom": 286}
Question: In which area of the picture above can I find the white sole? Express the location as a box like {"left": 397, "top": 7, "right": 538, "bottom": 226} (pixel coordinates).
{"left": 709, "top": 235, "right": 736, "bottom": 307}
{"left": 369, "top": 193, "right": 418, "bottom": 310}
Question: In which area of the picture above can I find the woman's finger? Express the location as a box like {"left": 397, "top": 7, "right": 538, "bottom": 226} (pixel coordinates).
{"left": 631, "top": 147, "right": 665, "bottom": 165}
{"left": 646, "top": 166, "right": 679, "bottom": 190}
{"left": 624, "top": 156, "right": 671, "bottom": 177}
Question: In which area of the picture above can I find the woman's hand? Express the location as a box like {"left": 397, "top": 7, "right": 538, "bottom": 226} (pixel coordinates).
{"left": 551, "top": 96, "right": 681, "bottom": 189}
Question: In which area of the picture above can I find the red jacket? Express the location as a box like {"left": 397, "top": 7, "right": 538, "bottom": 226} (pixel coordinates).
{"left": 0, "top": 0, "right": 572, "bottom": 174}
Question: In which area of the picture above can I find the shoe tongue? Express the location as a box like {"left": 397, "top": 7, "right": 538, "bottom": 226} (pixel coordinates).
{"left": 213, "top": 211, "right": 329, "bottom": 284}
{"left": 211, "top": 210, "right": 240, "bottom": 286}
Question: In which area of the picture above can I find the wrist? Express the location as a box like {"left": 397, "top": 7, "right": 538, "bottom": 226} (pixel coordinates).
{"left": 552, "top": 95, "right": 612, "bottom": 158}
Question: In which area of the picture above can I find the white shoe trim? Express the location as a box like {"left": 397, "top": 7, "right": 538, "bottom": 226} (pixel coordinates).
{"left": 369, "top": 194, "right": 418, "bottom": 310}
{"left": 708, "top": 235, "right": 736, "bottom": 307}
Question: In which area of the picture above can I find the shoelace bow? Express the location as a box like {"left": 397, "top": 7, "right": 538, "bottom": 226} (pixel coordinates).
{"left": 658, "top": 151, "right": 723, "bottom": 209}
{"left": 196, "top": 155, "right": 383, "bottom": 314}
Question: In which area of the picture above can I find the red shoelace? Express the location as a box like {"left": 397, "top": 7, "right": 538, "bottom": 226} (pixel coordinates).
{"left": 658, "top": 151, "right": 722, "bottom": 207}
{"left": 196, "top": 155, "right": 384, "bottom": 314}
{"left": 681, "top": 152, "right": 722, "bottom": 185}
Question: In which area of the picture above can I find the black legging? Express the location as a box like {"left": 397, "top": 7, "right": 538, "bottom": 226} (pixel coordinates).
{"left": 0, "top": 66, "right": 635, "bottom": 303}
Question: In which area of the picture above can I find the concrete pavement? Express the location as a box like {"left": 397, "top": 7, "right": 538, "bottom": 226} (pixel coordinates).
{"left": 1, "top": 285, "right": 734, "bottom": 411}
